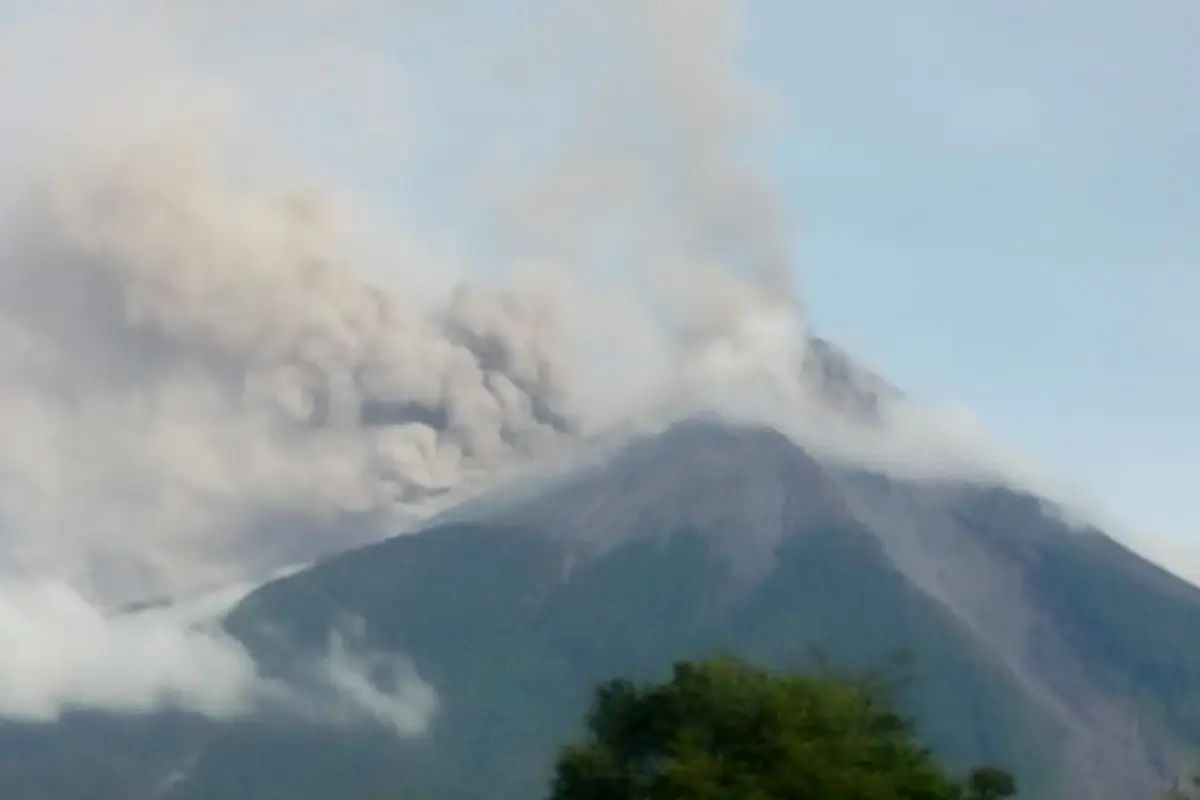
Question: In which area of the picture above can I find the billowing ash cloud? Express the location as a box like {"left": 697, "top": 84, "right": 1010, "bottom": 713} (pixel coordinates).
{"left": 0, "top": 0, "right": 813, "bottom": 603}
{"left": 0, "top": 132, "right": 581, "bottom": 597}
{"left": 0, "top": 0, "right": 1167, "bottom": 725}
{"left": 0, "top": 0, "right": 817, "bottom": 722}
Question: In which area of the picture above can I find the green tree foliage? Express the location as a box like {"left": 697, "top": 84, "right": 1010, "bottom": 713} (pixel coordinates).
{"left": 547, "top": 656, "right": 1017, "bottom": 800}
{"left": 965, "top": 766, "right": 1018, "bottom": 800}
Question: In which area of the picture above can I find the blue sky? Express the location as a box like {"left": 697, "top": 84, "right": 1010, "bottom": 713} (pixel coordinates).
{"left": 737, "top": 0, "right": 1199, "bottom": 556}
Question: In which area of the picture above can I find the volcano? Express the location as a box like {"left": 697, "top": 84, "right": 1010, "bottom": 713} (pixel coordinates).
{"left": 2, "top": 338, "right": 1198, "bottom": 800}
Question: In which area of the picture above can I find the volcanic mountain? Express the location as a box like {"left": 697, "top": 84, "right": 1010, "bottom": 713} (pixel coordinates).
{"left": 2, "top": 338, "right": 1198, "bottom": 800}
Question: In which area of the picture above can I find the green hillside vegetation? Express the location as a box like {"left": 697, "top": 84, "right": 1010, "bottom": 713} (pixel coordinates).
{"left": 549, "top": 655, "right": 1018, "bottom": 800}
{"left": 218, "top": 520, "right": 1059, "bottom": 799}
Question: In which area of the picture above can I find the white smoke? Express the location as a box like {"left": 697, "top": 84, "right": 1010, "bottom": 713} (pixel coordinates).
{"left": 0, "top": 0, "right": 817, "bottom": 724}
{"left": 0, "top": 580, "right": 258, "bottom": 721}
{"left": 0, "top": 570, "right": 438, "bottom": 732}
{"left": 0, "top": 0, "right": 1174, "bottom": 726}
{"left": 0, "top": 0, "right": 815, "bottom": 602}
{"left": 0, "top": 125, "right": 588, "bottom": 598}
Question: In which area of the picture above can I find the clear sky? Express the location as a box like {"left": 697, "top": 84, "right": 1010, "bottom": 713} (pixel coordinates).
{"left": 738, "top": 0, "right": 1199, "bottom": 565}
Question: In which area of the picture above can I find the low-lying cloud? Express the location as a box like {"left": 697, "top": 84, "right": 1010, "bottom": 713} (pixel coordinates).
{"left": 0, "top": 577, "right": 438, "bottom": 733}
{"left": 0, "top": 580, "right": 257, "bottom": 721}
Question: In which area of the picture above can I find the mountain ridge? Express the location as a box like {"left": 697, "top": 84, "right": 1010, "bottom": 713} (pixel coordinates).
{"left": 201, "top": 414, "right": 1198, "bottom": 799}
{"left": 1, "top": 338, "right": 1198, "bottom": 800}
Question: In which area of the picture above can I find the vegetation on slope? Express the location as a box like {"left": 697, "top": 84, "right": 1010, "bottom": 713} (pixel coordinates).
{"left": 217, "top": 520, "right": 1058, "bottom": 800}
{"left": 548, "top": 655, "right": 1017, "bottom": 800}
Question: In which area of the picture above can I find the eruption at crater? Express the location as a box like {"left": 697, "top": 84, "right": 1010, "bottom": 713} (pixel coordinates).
{"left": 0, "top": 133, "right": 596, "bottom": 597}
{"left": 0, "top": 0, "right": 1043, "bottom": 732}
{"left": 0, "top": 0, "right": 832, "bottom": 603}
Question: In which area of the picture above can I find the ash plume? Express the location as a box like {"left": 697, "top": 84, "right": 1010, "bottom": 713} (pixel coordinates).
{"left": 0, "top": 0, "right": 823, "bottom": 722}
{"left": 0, "top": 0, "right": 811, "bottom": 604}
{"left": 0, "top": 0, "right": 1127, "bottom": 725}
{"left": 0, "top": 132, "right": 583, "bottom": 599}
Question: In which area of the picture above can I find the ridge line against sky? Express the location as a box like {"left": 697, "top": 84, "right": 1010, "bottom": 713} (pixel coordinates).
{"left": 743, "top": 0, "right": 1199, "bottom": 576}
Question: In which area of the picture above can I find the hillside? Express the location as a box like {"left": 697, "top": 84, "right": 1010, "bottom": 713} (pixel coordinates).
{"left": 181, "top": 422, "right": 1200, "bottom": 798}
{"left": 1, "top": 418, "right": 1198, "bottom": 799}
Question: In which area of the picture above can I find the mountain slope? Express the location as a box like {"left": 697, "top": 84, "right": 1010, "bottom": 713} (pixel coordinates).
{"left": 194, "top": 421, "right": 1054, "bottom": 800}
{"left": 3, "top": 417, "right": 1199, "bottom": 800}
{"left": 834, "top": 470, "right": 1199, "bottom": 793}
{"left": 177, "top": 421, "right": 1056, "bottom": 797}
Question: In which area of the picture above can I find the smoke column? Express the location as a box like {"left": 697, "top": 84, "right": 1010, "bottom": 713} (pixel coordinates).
{"left": 0, "top": 0, "right": 803, "bottom": 605}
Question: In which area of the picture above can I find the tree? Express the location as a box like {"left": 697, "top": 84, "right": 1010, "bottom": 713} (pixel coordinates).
{"left": 965, "top": 766, "right": 1018, "bottom": 800}
{"left": 547, "top": 655, "right": 1016, "bottom": 800}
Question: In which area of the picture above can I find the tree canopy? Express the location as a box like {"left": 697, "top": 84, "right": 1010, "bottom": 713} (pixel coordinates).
{"left": 548, "top": 656, "right": 1017, "bottom": 800}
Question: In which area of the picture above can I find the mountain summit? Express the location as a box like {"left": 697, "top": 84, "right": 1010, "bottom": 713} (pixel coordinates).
{"left": 3, "top": 344, "right": 1199, "bottom": 800}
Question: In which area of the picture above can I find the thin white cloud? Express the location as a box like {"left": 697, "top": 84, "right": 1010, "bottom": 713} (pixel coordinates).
{"left": 0, "top": 578, "right": 440, "bottom": 732}
{"left": 0, "top": 581, "right": 257, "bottom": 721}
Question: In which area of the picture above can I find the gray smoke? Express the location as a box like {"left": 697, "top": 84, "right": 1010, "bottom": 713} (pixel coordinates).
{"left": 0, "top": 131, "right": 584, "bottom": 599}
{"left": 0, "top": 0, "right": 1186, "bottom": 726}
{"left": 0, "top": 0, "right": 808, "bottom": 602}
{"left": 0, "top": 0, "right": 1147, "bottom": 609}
{"left": 497, "top": 0, "right": 798, "bottom": 337}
